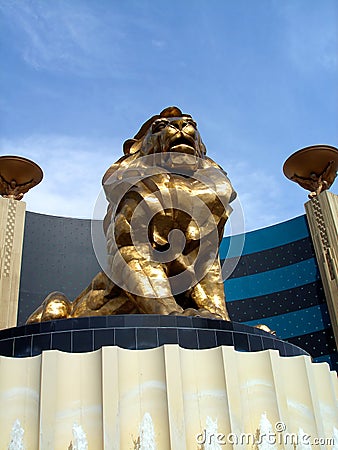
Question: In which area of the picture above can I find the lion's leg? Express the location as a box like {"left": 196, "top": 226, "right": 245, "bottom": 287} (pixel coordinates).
{"left": 110, "top": 246, "right": 183, "bottom": 315}
{"left": 26, "top": 292, "right": 72, "bottom": 323}
{"left": 189, "top": 258, "right": 230, "bottom": 320}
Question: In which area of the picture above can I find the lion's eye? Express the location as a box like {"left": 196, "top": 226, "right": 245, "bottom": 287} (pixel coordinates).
{"left": 185, "top": 119, "right": 197, "bottom": 129}
{"left": 152, "top": 119, "right": 169, "bottom": 133}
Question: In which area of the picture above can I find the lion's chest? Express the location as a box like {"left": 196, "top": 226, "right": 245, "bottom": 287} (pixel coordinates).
{"left": 124, "top": 175, "right": 225, "bottom": 246}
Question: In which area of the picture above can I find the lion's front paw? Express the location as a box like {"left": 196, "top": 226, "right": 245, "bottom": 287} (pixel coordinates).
{"left": 179, "top": 307, "right": 225, "bottom": 320}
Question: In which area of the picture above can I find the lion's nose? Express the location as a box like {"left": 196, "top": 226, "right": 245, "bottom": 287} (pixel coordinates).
{"left": 170, "top": 119, "right": 189, "bottom": 130}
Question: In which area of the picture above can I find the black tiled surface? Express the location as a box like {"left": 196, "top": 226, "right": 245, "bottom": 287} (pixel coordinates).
{"left": 192, "top": 317, "right": 208, "bottom": 329}
{"left": 32, "top": 333, "right": 51, "bottom": 355}
{"left": 54, "top": 319, "right": 73, "bottom": 332}
{"left": 293, "top": 346, "right": 307, "bottom": 356}
{"left": 136, "top": 328, "right": 158, "bottom": 349}
{"left": 262, "top": 337, "right": 276, "bottom": 351}
{"left": 24, "top": 322, "right": 40, "bottom": 336}
{"left": 208, "top": 319, "right": 222, "bottom": 330}
{"left": 233, "top": 332, "right": 250, "bottom": 352}
{"left": 197, "top": 329, "right": 217, "bottom": 349}
{"left": 139, "top": 315, "right": 161, "bottom": 327}
{"left": 0, "top": 316, "right": 309, "bottom": 358}
{"left": 124, "top": 316, "right": 142, "bottom": 327}
{"left": 233, "top": 323, "right": 251, "bottom": 333}
{"left": 158, "top": 328, "right": 178, "bottom": 346}
{"left": 9, "top": 326, "right": 26, "bottom": 338}
{"left": 178, "top": 328, "right": 198, "bottom": 349}
{"left": 39, "top": 321, "right": 55, "bottom": 334}
{"left": 219, "top": 320, "right": 233, "bottom": 331}
{"left": 72, "top": 317, "right": 90, "bottom": 330}
{"left": 248, "top": 334, "right": 263, "bottom": 351}
{"left": 273, "top": 339, "right": 286, "bottom": 356}
{"left": 0, "top": 338, "right": 14, "bottom": 356}
{"left": 14, "top": 336, "right": 32, "bottom": 357}
{"left": 216, "top": 331, "right": 234, "bottom": 347}
{"left": 89, "top": 316, "right": 107, "bottom": 328}
{"left": 94, "top": 329, "right": 115, "bottom": 349}
{"left": 51, "top": 332, "right": 72, "bottom": 352}
{"left": 106, "top": 315, "right": 124, "bottom": 328}
{"left": 288, "top": 345, "right": 297, "bottom": 356}
{"left": 115, "top": 328, "right": 136, "bottom": 349}
{"left": 0, "top": 328, "right": 10, "bottom": 339}
{"left": 159, "top": 315, "right": 177, "bottom": 327}
{"left": 176, "top": 316, "right": 193, "bottom": 327}
{"left": 73, "top": 330, "right": 93, "bottom": 353}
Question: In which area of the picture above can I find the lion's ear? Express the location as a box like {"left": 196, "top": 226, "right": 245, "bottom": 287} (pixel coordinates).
{"left": 160, "top": 106, "right": 183, "bottom": 117}
{"left": 123, "top": 138, "right": 139, "bottom": 155}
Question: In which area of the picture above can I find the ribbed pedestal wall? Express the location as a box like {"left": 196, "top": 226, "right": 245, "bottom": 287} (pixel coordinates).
{"left": 0, "top": 345, "right": 337, "bottom": 449}
{"left": 0, "top": 317, "right": 336, "bottom": 448}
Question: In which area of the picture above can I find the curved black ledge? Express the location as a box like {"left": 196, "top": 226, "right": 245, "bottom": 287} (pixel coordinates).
{"left": 0, "top": 315, "right": 310, "bottom": 358}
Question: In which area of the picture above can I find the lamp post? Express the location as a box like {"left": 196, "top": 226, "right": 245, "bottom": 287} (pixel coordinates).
{"left": 283, "top": 144, "right": 338, "bottom": 348}
{"left": 0, "top": 156, "right": 43, "bottom": 329}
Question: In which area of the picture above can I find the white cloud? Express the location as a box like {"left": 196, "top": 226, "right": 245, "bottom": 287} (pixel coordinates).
{"left": 0, "top": 1, "right": 126, "bottom": 76}
{"left": 151, "top": 39, "right": 166, "bottom": 48}
{"left": 0, "top": 134, "right": 121, "bottom": 218}
{"left": 225, "top": 160, "right": 284, "bottom": 233}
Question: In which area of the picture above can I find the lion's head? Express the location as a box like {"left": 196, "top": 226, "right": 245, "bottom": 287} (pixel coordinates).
{"left": 122, "top": 106, "right": 206, "bottom": 160}
{"left": 102, "top": 106, "right": 236, "bottom": 234}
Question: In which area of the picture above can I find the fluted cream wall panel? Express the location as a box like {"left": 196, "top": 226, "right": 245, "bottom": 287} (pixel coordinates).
{"left": 0, "top": 346, "right": 337, "bottom": 449}
{"left": 0, "top": 355, "right": 40, "bottom": 449}
{"left": 280, "top": 355, "right": 321, "bottom": 441}
{"left": 305, "top": 357, "right": 338, "bottom": 443}
{"left": 221, "top": 347, "right": 283, "bottom": 447}
{"left": 102, "top": 346, "right": 170, "bottom": 449}
{"left": 162, "top": 345, "right": 187, "bottom": 448}
{"left": 39, "top": 350, "right": 103, "bottom": 449}
{"left": 269, "top": 350, "right": 301, "bottom": 449}
{"left": 172, "top": 346, "right": 232, "bottom": 449}
{"left": 101, "top": 346, "right": 120, "bottom": 449}
{"left": 271, "top": 355, "right": 319, "bottom": 449}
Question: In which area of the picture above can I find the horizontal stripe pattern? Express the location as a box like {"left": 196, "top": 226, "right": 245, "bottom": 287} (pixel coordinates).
{"left": 221, "top": 214, "right": 337, "bottom": 372}
{"left": 313, "top": 353, "right": 338, "bottom": 370}
{"left": 242, "top": 304, "right": 332, "bottom": 339}
{"left": 287, "top": 328, "right": 337, "bottom": 359}
{"left": 222, "top": 237, "right": 315, "bottom": 279}
{"left": 221, "top": 215, "right": 310, "bottom": 257}
{"left": 227, "top": 281, "right": 325, "bottom": 322}
{"left": 224, "top": 258, "right": 320, "bottom": 301}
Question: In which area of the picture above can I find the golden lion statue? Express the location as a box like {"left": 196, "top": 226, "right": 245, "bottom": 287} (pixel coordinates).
{"left": 27, "top": 107, "right": 236, "bottom": 323}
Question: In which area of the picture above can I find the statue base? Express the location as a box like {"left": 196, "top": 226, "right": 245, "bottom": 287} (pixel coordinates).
{"left": 0, "top": 314, "right": 309, "bottom": 358}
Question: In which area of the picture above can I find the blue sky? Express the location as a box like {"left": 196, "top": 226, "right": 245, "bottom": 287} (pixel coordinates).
{"left": 0, "top": 0, "right": 337, "bottom": 233}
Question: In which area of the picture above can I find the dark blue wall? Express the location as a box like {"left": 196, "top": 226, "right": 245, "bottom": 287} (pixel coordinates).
{"left": 221, "top": 216, "right": 336, "bottom": 371}
{"left": 18, "top": 212, "right": 101, "bottom": 325}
